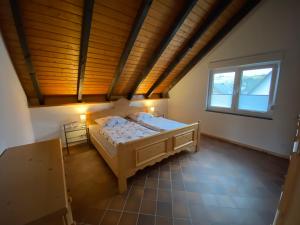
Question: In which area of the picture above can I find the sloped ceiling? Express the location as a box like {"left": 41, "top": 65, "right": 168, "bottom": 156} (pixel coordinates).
{"left": 0, "top": 0, "right": 261, "bottom": 106}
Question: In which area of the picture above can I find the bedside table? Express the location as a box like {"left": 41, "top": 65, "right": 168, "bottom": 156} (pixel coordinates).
{"left": 63, "top": 121, "right": 89, "bottom": 154}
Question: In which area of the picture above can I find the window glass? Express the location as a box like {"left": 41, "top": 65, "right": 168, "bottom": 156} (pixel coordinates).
{"left": 210, "top": 72, "right": 235, "bottom": 108}
{"left": 238, "top": 68, "right": 272, "bottom": 112}
{"left": 207, "top": 60, "right": 279, "bottom": 118}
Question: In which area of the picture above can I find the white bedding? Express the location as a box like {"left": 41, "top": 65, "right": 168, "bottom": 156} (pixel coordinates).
{"left": 92, "top": 120, "right": 158, "bottom": 148}
{"left": 133, "top": 116, "right": 187, "bottom": 132}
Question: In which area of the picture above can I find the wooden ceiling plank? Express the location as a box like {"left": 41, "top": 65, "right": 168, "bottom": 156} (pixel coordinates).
{"left": 23, "top": 19, "right": 80, "bottom": 37}
{"left": 25, "top": 29, "right": 80, "bottom": 45}
{"left": 106, "top": 0, "right": 153, "bottom": 100}
{"left": 30, "top": 0, "right": 83, "bottom": 16}
{"left": 77, "top": 0, "right": 94, "bottom": 102}
{"left": 19, "top": 2, "right": 82, "bottom": 24}
{"left": 10, "top": 0, "right": 44, "bottom": 105}
{"left": 95, "top": 0, "right": 139, "bottom": 17}
{"left": 127, "top": 0, "right": 198, "bottom": 99}
{"left": 145, "top": 0, "right": 232, "bottom": 97}
{"left": 162, "top": 0, "right": 261, "bottom": 96}
{"left": 22, "top": 11, "right": 81, "bottom": 32}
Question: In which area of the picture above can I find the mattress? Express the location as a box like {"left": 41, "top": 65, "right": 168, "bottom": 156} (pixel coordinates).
{"left": 133, "top": 117, "right": 187, "bottom": 132}
{"left": 89, "top": 121, "right": 158, "bottom": 150}
{"left": 100, "top": 121, "right": 158, "bottom": 146}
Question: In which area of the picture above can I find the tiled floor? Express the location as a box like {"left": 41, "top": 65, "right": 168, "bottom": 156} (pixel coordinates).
{"left": 64, "top": 136, "right": 289, "bottom": 225}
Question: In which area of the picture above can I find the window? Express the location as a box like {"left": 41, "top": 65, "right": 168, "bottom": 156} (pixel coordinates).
{"left": 210, "top": 72, "right": 235, "bottom": 108}
{"left": 207, "top": 61, "right": 280, "bottom": 118}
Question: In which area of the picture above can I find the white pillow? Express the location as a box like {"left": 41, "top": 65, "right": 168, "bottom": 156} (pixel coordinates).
{"left": 95, "top": 116, "right": 128, "bottom": 128}
{"left": 129, "top": 112, "right": 153, "bottom": 121}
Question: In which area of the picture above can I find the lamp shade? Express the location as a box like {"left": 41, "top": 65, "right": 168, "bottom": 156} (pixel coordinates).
{"left": 80, "top": 114, "right": 86, "bottom": 122}
{"left": 150, "top": 106, "right": 155, "bottom": 112}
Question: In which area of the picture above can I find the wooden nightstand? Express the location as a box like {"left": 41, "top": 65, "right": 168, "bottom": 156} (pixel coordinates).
{"left": 63, "top": 121, "right": 89, "bottom": 154}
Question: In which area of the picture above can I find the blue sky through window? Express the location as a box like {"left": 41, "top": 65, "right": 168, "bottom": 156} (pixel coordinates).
{"left": 211, "top": 72, "right": 235, "bottom": 108}
{"left": 238, "top": 68, "right": 272, "bottom": 112}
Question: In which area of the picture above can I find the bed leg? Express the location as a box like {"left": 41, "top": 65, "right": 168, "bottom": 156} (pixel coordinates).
{"left": 118, "top": 177, "right": 127, "bottom": 194}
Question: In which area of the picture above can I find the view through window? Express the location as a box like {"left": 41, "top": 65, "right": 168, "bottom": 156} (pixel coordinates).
{"left": 207, "top": 62, "right": 280, "bottom": 118}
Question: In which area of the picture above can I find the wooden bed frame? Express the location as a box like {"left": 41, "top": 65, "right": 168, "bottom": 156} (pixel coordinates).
{"left": 87, "top": 99, "right": 201, "bottom": 193}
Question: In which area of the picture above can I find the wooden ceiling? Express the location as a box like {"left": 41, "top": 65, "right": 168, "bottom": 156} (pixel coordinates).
{"left": 0, "top": 0, "right": 261, "bottom": 106}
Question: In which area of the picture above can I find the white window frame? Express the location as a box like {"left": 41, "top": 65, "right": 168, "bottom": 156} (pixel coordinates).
{"left": 206, "top": 60, "right": 280, "bottom": 119}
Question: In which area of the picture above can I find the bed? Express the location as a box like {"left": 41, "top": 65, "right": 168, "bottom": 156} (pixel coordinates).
{"left": 87, "top": 98, "right": 201, "bottom": 193}
{"left": 128, "top": 112, "right": 187, "bottom": 131}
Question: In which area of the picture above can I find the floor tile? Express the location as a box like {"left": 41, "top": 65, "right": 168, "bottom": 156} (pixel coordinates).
{"left": 186, "top": 192, "right": 202, "bottom": 204}
{"left": 137, "top": 214, "right": 155, "bottom": 225}
{"left": 172, "top": 180, "right": 185, "bottom": 191}
{"left": 189, "top": 203, "right": 211, "bottom": 222}
{"left": 215, "top": 195, "right": 237, "bottom": 208}
{"left": 157, "top": 201, "right": 172, "bottom": 217}
{"left": 173, "top": 202, "right": 190, "bottom": 219}
{"left": 206, "top": 207, "right": 239, "bottom": 224}
{"left": 145, "top": 178, "right": 158, "bottom": 189}
{"left": 172, "top": 190, "right": 187, "bottom": 203}
{"left": 143, "top": 188, "right": 157, "bottom": 201}
{"left": 156, "top": 216, "right": 173, "bottom": 225}
{"left": 200, "top": 194, "right": 219, "bottom": 207}
{"left": 160, "top": 170, "right": 171, "bottom": 180}
{"left": 147, "top": 170, "right": 159, "bottom": 179}
{"left": 129, "top": 186, "right": 144, "bottom": 199}
{"left": 118, "top": 212, "right": 138, "bottom": 225}
{"left": 107, "top": 195, "right": 127, "bottom": 210}
{"left": 173, "top": 218, "right": 192, "bottom": 225}
{"left": 159, "top": 179, "right": 171, "bottom": 190}
{"left": 100, "top": 210, "right": 121, "bottom": 225}
{"left": 124, "top": 196, "right": 141, "bottom": 212}
{"left": 140, "top": 199, "right": 156, "bottom": 215}
{"left": 158, "top": 189, "right": 171, "bottom": 202}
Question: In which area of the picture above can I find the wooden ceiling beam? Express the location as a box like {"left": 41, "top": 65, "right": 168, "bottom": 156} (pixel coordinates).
{"left": 27, "top": 94, "right": 166, "bottom": 107}
{"left": 162, "top": 0, "right": 261, "bottom": 97}
{"left": 10, "top": 0, "right": 44, "bottom": 105}
{"left": 106, "top": 0, "right": 153, "bottom": 101}
{"left": 127, "top": 0, "right": 198, "bottom": 99}
{"left": 145, "top": 0, "right": 232, "bottom": 98}
{"left": 77, "top": 0, "right": 95, "bottom": 102}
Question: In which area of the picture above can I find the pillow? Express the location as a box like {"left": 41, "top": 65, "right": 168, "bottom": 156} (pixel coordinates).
{"left": 95, "top": 116, "right": 128, "bottom": 128}
{"left": 128, "top": 112, "right": 153, "bottom": 121}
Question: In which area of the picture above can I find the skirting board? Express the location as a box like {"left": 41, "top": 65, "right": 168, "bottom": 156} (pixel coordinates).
{"left": 201, "top": 132, "right": 289, "bottom": 159}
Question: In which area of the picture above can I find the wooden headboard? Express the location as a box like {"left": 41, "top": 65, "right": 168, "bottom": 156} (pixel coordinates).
{"left": 87, "top": 98, "right": 148, "bottom": 124}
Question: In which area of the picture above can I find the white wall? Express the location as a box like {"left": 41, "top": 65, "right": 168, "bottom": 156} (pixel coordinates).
{"left": 168, "top": 0, "right": 300, "bottom": 157}
{"left": 0, "top": 34, "right": 35, "bottom": 153}
{"left": 30, "top": 99, "right": 168, "bottom": 145}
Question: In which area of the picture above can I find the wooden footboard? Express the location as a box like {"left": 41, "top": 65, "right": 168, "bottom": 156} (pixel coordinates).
{"left": 90, "top": 132, "right": 119, "bottom": 176}
{"left": 116, "top": 121, "right": 201, "bottom": 193}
